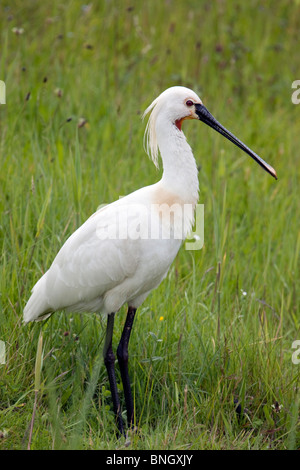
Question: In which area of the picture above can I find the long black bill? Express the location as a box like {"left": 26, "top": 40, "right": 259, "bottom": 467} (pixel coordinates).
{"left": 195, "top": 104, "right": 277, "bottom": 180}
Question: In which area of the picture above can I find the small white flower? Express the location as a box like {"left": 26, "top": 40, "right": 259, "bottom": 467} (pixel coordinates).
{"left": 271, "top": 403, "right": 283, "bottom": 412}
{"left": 12, "top": 27, "right": 24, "bottom": 35}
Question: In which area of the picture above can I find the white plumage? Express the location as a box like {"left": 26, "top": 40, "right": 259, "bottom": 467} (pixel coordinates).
{"left": 24, "top": 87, "right": 201, "bottom": 323}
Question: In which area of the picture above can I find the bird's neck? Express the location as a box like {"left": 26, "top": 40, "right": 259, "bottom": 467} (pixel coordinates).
{"left": 156, "top": 119, "right": 199, "bottom": 206}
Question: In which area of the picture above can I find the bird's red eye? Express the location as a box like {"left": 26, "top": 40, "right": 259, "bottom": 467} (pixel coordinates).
{"left": 186, "top": 100, "right": 194, "bottom": 107}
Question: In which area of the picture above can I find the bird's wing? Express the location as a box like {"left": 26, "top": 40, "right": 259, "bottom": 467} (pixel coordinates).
{"left": 43, "top": 200, "right": 146, "bottom": 310}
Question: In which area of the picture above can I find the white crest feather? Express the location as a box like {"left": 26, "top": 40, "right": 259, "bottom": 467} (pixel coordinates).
{"left": 142, "top": 86, "right": 201, "bottom": 169}
{"left": 142, "top": 96, "right": 161, "bottom": 168}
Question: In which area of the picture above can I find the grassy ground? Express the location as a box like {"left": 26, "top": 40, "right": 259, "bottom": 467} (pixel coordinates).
{"left": 0, "top": 0, "right": 299, "bottom": 450}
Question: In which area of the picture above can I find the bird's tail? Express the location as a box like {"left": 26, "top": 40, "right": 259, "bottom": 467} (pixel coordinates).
{"left": 23, "top": 273, "right": 53, "bottom": 323}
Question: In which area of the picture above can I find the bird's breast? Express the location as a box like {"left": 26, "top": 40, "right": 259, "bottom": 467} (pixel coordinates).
{"left": 149, "top": 186, "right": 197, "bottom": 240}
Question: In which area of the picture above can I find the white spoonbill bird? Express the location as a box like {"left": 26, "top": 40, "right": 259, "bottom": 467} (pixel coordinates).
{"left": 24, "top": 86, "right": 277, "bottom": 435}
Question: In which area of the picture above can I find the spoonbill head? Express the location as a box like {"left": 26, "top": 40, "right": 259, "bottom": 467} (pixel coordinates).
{"left": 144, "top": 86, "right": 277, "bottom": 179}
{"left": 24, "top": 86, "right": 277, "bottom": 436}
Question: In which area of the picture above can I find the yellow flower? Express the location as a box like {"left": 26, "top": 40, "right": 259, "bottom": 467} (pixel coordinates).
{"left": 159, "top": 316, "right": 164, "bottom": 321}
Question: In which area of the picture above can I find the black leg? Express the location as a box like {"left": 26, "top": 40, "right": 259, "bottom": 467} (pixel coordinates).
{"left": 103, "top": 313, "right": 124, "bottom": 435}
{"left": 117, "top": 306, "right": 137, "bottom": 428}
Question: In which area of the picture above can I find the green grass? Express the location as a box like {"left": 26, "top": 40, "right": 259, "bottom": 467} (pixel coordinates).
{"left": 0, "top": 0, "right": 299, "bottom": 450}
